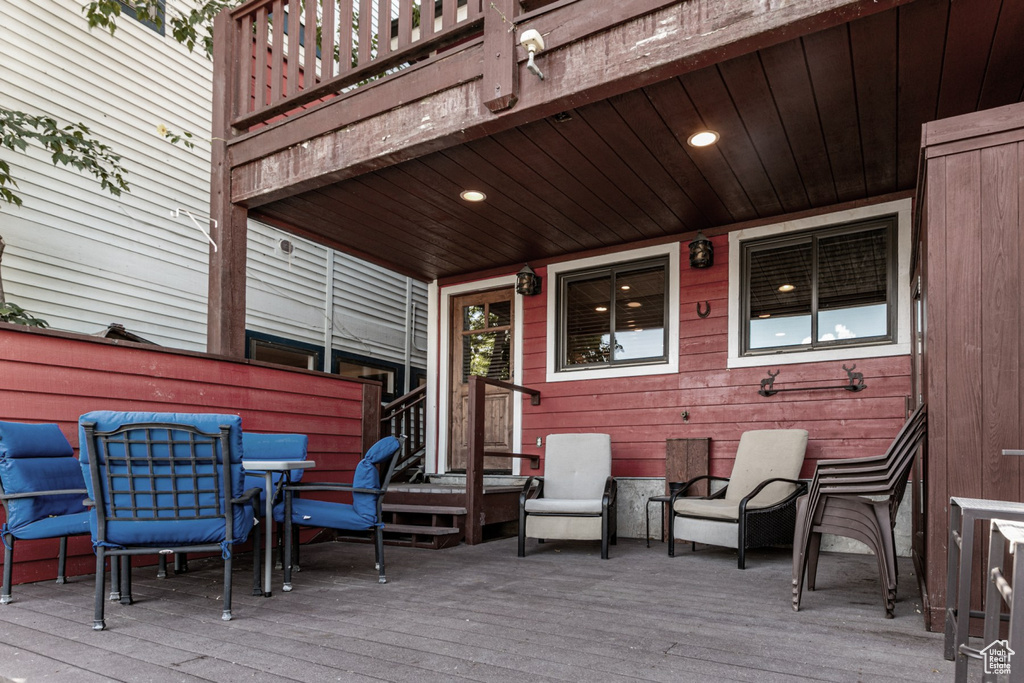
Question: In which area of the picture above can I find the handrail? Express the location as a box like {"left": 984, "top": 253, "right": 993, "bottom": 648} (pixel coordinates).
{"left": 465, "top": 374, "right": 541, "bottom": 545}
{"left": 381, "top": 385, "right": 427, "bottom": 481}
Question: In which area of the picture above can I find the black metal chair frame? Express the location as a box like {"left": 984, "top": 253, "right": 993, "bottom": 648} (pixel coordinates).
{"left": 82, "top": 421, "right": 261, "bottom": 630}
{"left": 667, "top": 474, "right": 808, "bottom": 569}
{"left": 518, "top": 476, "right": 619, "bottom": 560}
{"left": 282, "top": 439, "right": 402, "bottom": 586}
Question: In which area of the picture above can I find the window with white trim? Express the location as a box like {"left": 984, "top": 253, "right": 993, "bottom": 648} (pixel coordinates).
{"left": 557, "top": 257, "right": 669, "bottom": 372}
{"left": 741, "top": 215, "right": 897, "bottom": 356}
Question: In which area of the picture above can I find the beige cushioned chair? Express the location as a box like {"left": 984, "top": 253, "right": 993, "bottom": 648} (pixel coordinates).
{"left": 518, "top": 433, "right": 617, "bottom": 559}
{"left": 669, "top": 429, "right": 808, "bottom": 568}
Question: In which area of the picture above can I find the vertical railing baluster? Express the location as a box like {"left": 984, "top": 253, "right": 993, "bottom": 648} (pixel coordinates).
{"left": 321, "top": 0, "right": 336, "bottom": 81}
{"left": 287, "top": 0, "right": 301, "bottom": 95}
{"left": 397, "top": 0, "right": 412, "bottom": 49}
{"left": 236, "top": 14, "right": 253, "bottom": 117}
{"left": 357, "top": 0, "right": 372, "bottom": 67}
{"left": 304, "top": 0, "right": 318, "bottom": 83}
{"left": 378, "top": 0, "right": 392, "bottom": 56}
{"left": 339, "top": 0, "right": 353, "bottom": 73}
{"left": 270, "top": 0, "right": 285, "bottom": 103}
{"left": 419, "top": 0, "right": 434, "bottom": 40}
{"left": 254, "top": 7, "right": 269, "bottom": 109}
{"left": 441, "top": 0, "right": 455, "bottom": 30}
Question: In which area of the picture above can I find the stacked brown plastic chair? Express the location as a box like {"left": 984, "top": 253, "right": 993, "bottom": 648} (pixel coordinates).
{"left": 791, "top": 404, "right": 926, "bottom": 618}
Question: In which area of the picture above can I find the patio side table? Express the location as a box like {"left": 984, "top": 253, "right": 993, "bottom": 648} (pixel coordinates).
{"left": 945, "top": 496, "right": 1024, "bottom": 682}
{"left": 241, "top": 459, "right": 315, "bottom": 597}
{"left": 646, "top": 495, "right": 673, "bottom": 548}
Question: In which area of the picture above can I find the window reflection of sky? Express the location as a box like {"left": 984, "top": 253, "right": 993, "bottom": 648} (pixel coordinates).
{"left": 750, "top": 304, "right": 886, "bottom": 349}
{"left": 615, "top": 327, "right": 665, "bottom": 359}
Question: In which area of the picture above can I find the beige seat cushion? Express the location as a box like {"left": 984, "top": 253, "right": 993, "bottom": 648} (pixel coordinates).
{"left": 724, "top": 429, "right": 807, "bottom": 506}
{"left": 524, "top": 498, "right": 602, "bottom": 515}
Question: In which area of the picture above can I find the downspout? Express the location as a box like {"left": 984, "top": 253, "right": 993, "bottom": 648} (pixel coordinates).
{"left": 323, "top": 248, "right": 335, "bottom": 373}
{"left": 404, "top": 276, "right": 414, "bottom": 393}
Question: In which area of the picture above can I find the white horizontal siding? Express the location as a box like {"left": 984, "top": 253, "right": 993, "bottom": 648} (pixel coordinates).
{"left": 2, "top": 0, "right": 428, "bottom": 369}
{"left": 246, "top": 222, "right": 329, "bottom": 348}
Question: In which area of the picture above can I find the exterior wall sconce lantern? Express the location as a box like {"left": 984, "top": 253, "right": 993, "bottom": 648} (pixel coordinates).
{"left": 516, "top": 264, "right": 542, "bottom": 296}
{"left": 688, "top": 231, "right": 714, "bottom": 269}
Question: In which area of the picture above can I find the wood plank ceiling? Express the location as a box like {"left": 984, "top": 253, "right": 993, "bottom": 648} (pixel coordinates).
{"left": 252, "top": 0, "right": 1024, "bottom": 283}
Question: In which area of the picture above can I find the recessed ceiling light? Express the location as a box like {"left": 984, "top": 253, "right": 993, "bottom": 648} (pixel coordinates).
{"left": 633, "top": 328, "right": 644, "bottom": 333}
{"left": 595, "top": 306, "right": 608, "bottom": 312}
{"left": 620, "top": 285, "right": 631, "bottom": 291}
{"left": 627, "top": 301, "right": 642, "bottom": 308}
{"left": 775, "top": 332, "right": 786, "bottom": 337}
{"left": 758, "top": 314, "right": 771, "bottom": 319}
{"left": 460, "top": 189, "right": 486, "bottom": 202}
{"left": 778, "top": 284, "right": 795, "bottom": 293}
{"left": 687, "top": 130, "right": 719, "bottom": 147}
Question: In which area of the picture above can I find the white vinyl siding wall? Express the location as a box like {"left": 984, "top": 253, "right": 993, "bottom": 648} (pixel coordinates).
{"left": 2, "top": 0, "right": 426, "bottom": 374}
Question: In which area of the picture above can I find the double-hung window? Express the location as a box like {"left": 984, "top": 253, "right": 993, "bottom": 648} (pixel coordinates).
{"left": 557, "top": 257, "right": 669, "bottom": 371}
{"left": 741, "top": 216, "right": 897, "bottom": 355}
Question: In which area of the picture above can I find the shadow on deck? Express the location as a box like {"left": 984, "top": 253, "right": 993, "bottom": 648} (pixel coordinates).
{"left": 0, "top": 539, "right": 956, "bottom": 682}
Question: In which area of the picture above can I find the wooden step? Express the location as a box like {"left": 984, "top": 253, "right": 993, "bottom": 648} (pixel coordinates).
{"left": 381, "top": 523, "right": 460, "bottom": 536}
{"left": 382, "top": 503, "right": 467, "bottom": 516}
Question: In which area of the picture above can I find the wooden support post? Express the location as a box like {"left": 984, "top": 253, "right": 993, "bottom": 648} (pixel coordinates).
{"left": 208, "top": 10, "right": 248, "bottom": 358}
{"left": 465, "top": 375, "right": 486, "bottom": 545}
{"left": 362, "top": 382, "right": 382, "bottom": 455}
{"left": 482, "top": 0, "right": 518, "bottom": 112}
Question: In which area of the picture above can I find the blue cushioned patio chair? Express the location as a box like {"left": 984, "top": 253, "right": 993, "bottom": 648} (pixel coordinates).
{"left": 0, "top": 421, "right": 90, "bottom": 604}
{"left": 243, "top": 432, "right": 308, "bottom": 573}
{"left": 282, "top": 436, "right": 402, "bottom": 588}
{"left": 79, "top": 411, "right": 262, "bottom": 630}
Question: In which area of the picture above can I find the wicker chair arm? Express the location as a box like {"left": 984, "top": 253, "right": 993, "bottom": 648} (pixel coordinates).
{"left": 738, "top": 478, "right": 808, "bottom": 517}
{"left": 669, "top": 475, "right": 730, "bottom": 505}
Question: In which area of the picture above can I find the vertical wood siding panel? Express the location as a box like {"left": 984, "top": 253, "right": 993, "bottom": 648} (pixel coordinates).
{"left": 980, "top": 145, "right": 1020, "bottom": 506}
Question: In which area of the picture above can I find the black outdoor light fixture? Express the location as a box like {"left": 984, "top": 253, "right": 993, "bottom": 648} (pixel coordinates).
{"left": 689, "top": 231, "right": 714, "bottom": 269}
{"left": 516, "top": 264, "right": 542, "bottom": 296}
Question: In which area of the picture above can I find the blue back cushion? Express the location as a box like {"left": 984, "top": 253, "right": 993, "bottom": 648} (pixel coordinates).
{"left": 78, "top": 411, "right": 250, "bottom": 546}
{"left": 0, "top": 421, "right": 87, "bottom": 535}
{"left": 351, "top": 436, "right": 400, "bottom": 519}
{"left": 242, "top": 432, "right": 308, "bottom": 506}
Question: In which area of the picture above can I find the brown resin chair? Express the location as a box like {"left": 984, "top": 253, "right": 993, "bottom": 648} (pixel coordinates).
{"left": 791, "top": 404, "right": 926, "bottom": 618}
{"left": 668, "top": 429, "right": 808, "bottom": 569}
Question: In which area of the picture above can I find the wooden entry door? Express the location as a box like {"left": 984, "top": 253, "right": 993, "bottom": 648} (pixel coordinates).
{"left": 448, "top": 289, "right": 515, "bottom": 472}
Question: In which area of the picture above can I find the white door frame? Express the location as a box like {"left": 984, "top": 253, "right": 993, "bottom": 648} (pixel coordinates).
{"left": 425, "top": 275, "right": 524, "bottom": 475}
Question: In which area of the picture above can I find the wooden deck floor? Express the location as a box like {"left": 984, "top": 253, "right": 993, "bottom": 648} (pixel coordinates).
{"left": 0, "top": 538, "right": 957, "bottom": 682}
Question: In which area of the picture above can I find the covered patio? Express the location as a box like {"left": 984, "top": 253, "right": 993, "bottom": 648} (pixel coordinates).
{"left": 0, "top": 539, "right": 951, "bottom": 682}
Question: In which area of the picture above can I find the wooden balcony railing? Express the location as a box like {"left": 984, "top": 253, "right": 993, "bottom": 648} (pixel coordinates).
{"left": 380, "top": 384, "right": 427, "bottom": 481}
{"left": 465, "top": 374, "right": 540, "bottom": 545}
{"left": 227, "top": 0, "right": 486, "bottom": 130}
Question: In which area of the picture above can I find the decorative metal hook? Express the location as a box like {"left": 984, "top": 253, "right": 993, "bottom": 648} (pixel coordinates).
{"left": 696, "top": 301, "right": 711, "bottom": 318}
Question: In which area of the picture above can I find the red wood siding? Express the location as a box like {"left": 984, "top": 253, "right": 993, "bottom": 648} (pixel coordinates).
{"left": 0, "top": 325, "right": 370, "bottom": 586}
{"left": 515, "top": 234, "right": 912, "bottom": 479}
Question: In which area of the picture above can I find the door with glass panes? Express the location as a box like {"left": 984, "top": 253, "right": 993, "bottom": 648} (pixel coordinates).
{"left": 448, "top": 289, "right": 514, "bottom": 472}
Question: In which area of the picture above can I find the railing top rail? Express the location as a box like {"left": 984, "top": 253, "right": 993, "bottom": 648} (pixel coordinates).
{"left": 382, "top": 385, "right": 427, "bottom": 414}
{"left": 468, "top": 375, "right": 541, "bottom": 405}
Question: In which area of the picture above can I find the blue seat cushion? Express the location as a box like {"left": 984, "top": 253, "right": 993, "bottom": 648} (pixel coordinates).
{"left": 77, "top": 412, "right": 253, "bottom": 547}
{"left": 10, "top": 512, "right": 91, "bottom": 541}
{"left": 0, "top": 421, "right": 87, "bottom": 534}
{"left": 242, "top": 432, "right": 308, "bottom": 509}
{"left": 277, "top": 498, "right": 375, "bottom": 531}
